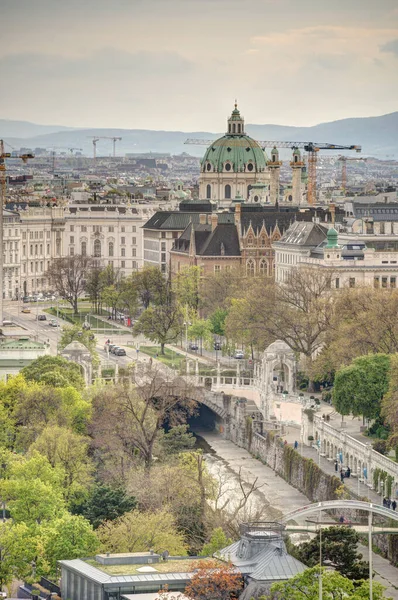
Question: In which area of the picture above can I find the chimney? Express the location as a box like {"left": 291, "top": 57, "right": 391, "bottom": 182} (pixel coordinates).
{"left": 199, "top": 213, "right": 207, "bottom": 225}
{"left": 211, "top": 213, "right": 218, "bottom": 232}
{"left": 234, "top": 202, "right": 241, "bottom": 227}
{"left": 329, "top": 203, "right": 336, "bottom": 225}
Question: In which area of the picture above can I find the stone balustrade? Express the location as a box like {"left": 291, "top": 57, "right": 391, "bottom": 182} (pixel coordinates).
{"left": 313, "top": 415, "right": 398, "bottom": 496}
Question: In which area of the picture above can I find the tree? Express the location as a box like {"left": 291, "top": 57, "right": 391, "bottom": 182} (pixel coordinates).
{"left": 46, "top": 254, "right": 95, "bottom": 314}
{"left": 382, "top": 353, "right": 398, "bottom": 448}
{"left": 173, "top": 266, "right": 201, "bottom": 311}
{"left": 333, "top": 354, "right": 390, "bottom": 421}
{"left": 188, "top": 318, "right": 213, "bottom": 355}
{"left": 21, "top": 355, "right": 84, "bottom": 390}
{"left": 0, "top": 453, "right": 66, "bottom": 527}
{"left": 85, "top": 266, "right": 104, "bottom": 313}
{"left": 313, "top": 287, "right": 398, "bottom": 378}
{"left": 71, "top": 484, "right": 137, "bottom": 529}
{"left": 90, "top": 373, "right": 197, "bottom": 469}
{"left": 29, "top": 426, "right": 94, "bottom": 502}
{"left": 97, "top": 508, "right": 188, "bottom": 555}
{"left": 208, "top": 307, "right": 228, "bottom": 337}
{"left": 133, "top": 303, "right": 184, "bottom": 354}
{"left": 161, "top": 425, "right": 196, "bottom": 455}
{"left": 133, "top": 265, "right": 167, "bottom": 308}
{"left": 0, "top": 522, "right": 40, "bottom": 591}
{"left": 200, "top": 268, "right": 243, "bottom": 317}
{"left": 184, "top": 559, "right": 243, "bottom": 600}
{"left": 270, "top": 566, "right": 388, "bottom": 600}
{"left": 200, "top": 528, "right": 232, "bottom": 557}
{"left": 42, "top": 514, "right": 99, "bottom": 576}
{"left": 294, "top": 526, "right": 369, "bottom": 580}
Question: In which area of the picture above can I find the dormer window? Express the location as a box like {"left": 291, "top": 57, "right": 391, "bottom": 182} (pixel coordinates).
{"left": 225, "top": 163, "right": 232, "bottom": 172}
{"left": 247, "top": 163, "right": 254, "bottom": 172}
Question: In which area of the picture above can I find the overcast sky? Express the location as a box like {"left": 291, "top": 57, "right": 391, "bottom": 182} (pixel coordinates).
{"left": 1, "top": 0, "right": 398, "bottom": 131}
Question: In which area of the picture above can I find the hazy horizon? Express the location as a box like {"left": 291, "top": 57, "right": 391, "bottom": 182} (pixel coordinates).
{"left": 2, "top": 0, "right": 398, "bottom": 131}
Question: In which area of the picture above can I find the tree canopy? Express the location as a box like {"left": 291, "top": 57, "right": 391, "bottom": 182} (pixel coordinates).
{"left": 21, "top": 355, "right": 85, "bottom": 390}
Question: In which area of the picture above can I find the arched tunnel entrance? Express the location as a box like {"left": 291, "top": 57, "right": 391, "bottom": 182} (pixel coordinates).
{"left": 188, "top": 402, "right": 224, "bottom": 433}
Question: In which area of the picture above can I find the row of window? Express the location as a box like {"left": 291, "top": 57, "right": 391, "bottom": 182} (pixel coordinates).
{"left": 71, "top": 241, "right": 137, "bottom": 258}
{"left": 205, "top": 184, "right": 253, "bottom": 200}
{"left": 70, "top": 236, "right": 137, "bottom": 245}
{"left": 23, "top": 231, "right": 51, "bottom": 240}
{"left": 69, "top": 225, "right": 136, "bottom": 233}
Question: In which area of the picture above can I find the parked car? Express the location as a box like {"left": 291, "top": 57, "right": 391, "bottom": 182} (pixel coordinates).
{"left": 22, "top": 296, "right": 30, "bottom": 303}
{"left": 115, "top": 348, "right": 126, "bottom": 356}
{"left": 49, "top": 319, "right": 58, "bottom": 327}
{"left": 234, "top": 350, "right": 245, "bottom": 359}
{"left": 21, "top": 307, "right": 31, "bottom": 314}
{"left": 37, "top": 314, "right": 47, "bottom": 321}
{"left": 214, "top": 341, "right": 222, "bottom": 351}
{"left": 110, "top": 346, "right": 121, "bottom": 354}
{"left": 106, "top": 344, "right": 117, "bottom": 353}
{"left": 189, "top": 342, "right": 199, "bottom": 351}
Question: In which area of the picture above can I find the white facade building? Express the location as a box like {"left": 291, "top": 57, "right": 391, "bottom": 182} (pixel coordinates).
{"left": 2, "top": 202, "right": 157, "bottom": 299}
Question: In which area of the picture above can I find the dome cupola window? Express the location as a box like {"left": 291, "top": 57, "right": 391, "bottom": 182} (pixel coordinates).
{"left": 247, "top": 162, "right": 254, "bottom": 172}
{"left": 225, "top": 162, "right": 232, "bottom": 172}
{"left": 206, "top": 162, "right": 212, "bottom": 171}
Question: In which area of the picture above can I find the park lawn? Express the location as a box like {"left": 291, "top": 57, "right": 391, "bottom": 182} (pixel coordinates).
{"left": 140, "top": 346, "right": 186, "bottom": 371}
{"left": 44, "top": 306, "right": 121, "bottom": 331}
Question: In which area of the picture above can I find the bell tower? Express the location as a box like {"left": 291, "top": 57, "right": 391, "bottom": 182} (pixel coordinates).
{"left": 227, "top": 101, "right": 245, "bottom": 136}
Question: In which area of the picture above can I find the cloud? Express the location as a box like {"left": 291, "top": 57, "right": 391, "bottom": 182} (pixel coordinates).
{"left": 380, "top": 38, "right": 398, "bottom": 56}
{"left": 0, "top": 48, "right": 195, "bottom": 80}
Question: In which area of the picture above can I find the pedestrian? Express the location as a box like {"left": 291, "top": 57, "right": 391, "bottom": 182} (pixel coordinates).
{"left": 346, "top": 466, "right": 351, "bottom": 478}
{"left": 392, "top": 500, "right": 397, "bottom": 511}
{"left": 149, "top": 357, "right": 153, "bottom": 367}
{"left": 284, "top": 440, "right": 287, "bottom": 446}
{"left": 294, "top": 440, "right": 298, "bottom": 450}
{"left": 339, "top": 515, "right": 344, "bottom": 523}
{"left": 340, "top": 469, "right": 345, "bottom": 482}
{"left": 383, "top": 498, "right": 387, "bottom": 507}
{"left": 334, "top": 460, "right": 338, "bottom": 472}
{"left": 387, "top": 498, "right": 391, "bottom": 509}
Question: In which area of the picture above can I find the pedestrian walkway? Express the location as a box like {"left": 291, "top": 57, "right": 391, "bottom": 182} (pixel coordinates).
{"left": 200, "top": 431, "right": 398, "bottom": 600}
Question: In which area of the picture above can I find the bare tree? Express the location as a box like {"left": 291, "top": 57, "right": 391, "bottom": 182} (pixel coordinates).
{"left": 90, "top": 368, "right": 198, "bottom": 470}
{"left": 46, "top": 254, "right": 95, "bottom": 314}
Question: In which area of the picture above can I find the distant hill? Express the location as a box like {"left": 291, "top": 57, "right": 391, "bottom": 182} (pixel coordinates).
{"left": 1, "top": 112, "right": 398, "bottom": 158}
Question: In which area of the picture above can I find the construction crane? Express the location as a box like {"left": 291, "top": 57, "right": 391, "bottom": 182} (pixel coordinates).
{"left": 185, "top": 138, "right": 362, "bottom": 205}
{"left": 0, "top": 140, "right": 34, "bottom": 324}
{"left": 86, "top": 136, "right": 122, "bottom": 161}
{"left": 337, "top": 156, "right": 367, "bottom": 193}
{"left": 47, "top": 147, "right": 83, "bottom": 173}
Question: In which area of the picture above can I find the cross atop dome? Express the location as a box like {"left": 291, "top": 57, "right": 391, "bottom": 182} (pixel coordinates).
{"left": 227, "top": 101, "right": 245, "bottom": 135}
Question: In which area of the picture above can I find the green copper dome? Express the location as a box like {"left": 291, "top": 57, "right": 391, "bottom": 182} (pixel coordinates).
{"left": 201, "top": 135, "right": 267, "bottom": 173}
{"left": 325, "top": 227, "right": 339, "bottom": 248}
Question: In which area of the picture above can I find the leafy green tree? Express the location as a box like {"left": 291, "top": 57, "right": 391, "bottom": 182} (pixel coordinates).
{"left": 42, "top": 514, "right": 99, "bottom": 576}
{"left": 208, "top": 307, "right": 228, "bottom": 337}
{"left": 333, "top": 354, "right": 390, "bottom": 421}
{"left": 200, "top": 527, "right": 232, "bottom": 557}
{"left": 97, "top": 508, "right": 188, "bottom": 555}
{"left": 133, "top": 303, "right": 184, "bottom": 354}
{"left": 173, "top": 266, "right": 201, "bottom": 311}
{"left": 0, "top": 522, "right": 40, "bottom": 590}
{"left": 71, "top": 484, "right": 137, "bottom": 529}
{"left": 270, "top": 566, "right": 387, "bottom": 600}
{"left": 294, "top": 526, "right": 369, "bottom": 580}
{"left": 188, "top": 318, "right": 213, "bottom": 354}
{"left": 29, "top": 426, "right": 94, "bottom": 502}
{"left": 132, "top": 265, "right": 167, "bottom": 308}
{"left": 161, "top": 425, "right": 196, "bottom": 455}
{"left": 0, "top": 452, "right": 66, "bottom": 525}
{"left": 21, "top": 355, "right": 85, "bottom": 390}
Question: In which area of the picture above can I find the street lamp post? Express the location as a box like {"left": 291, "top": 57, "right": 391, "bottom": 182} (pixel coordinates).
{"left": 358, "top": 468, "right": 361, "bottom": 498}
{"left": 183, "top": 321, "right": 191, "bottom": 357}
{"left": 380, "top": 480, "right": 384, "bottom": 506}
{"left": 319, "top": 508, "right": 322, "bottom": 600}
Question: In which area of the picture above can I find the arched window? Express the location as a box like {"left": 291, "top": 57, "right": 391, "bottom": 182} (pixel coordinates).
{"left": 237, "top": 124, "right": 241, "bottom": 134}
{"left": 247, "top": 235, "right": 254, "bottom": 247}
{"left": 246, "top": 259, "right": 255, "bottom": 277}
{"left": 288, "top": 194, "right": 293, "bottom": 202}
{"left": 94, "top": 239, "right": 101, "bottom": 258}
{"left": 232, "top": 124, "right": 236, "bottom": 133}
{"left": 260, "top": 236, "right": 267, "bottom": 247}
{"left": 259, "top": 259, "right": 268, "bottom": 276}
{"left": 225, "top": 184, "right": 231, "bottom": 199}
{"left": 108, "top": 241, "right": 114, "bottom": 257}
{"left": 206, "top": 184, "right": 211, "bottom": 199}
{"left": 254, "top": 195, "right": 259, "bottom": 202}
{"left": 81, "top": 241, "right": 87, "bottom": 256}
